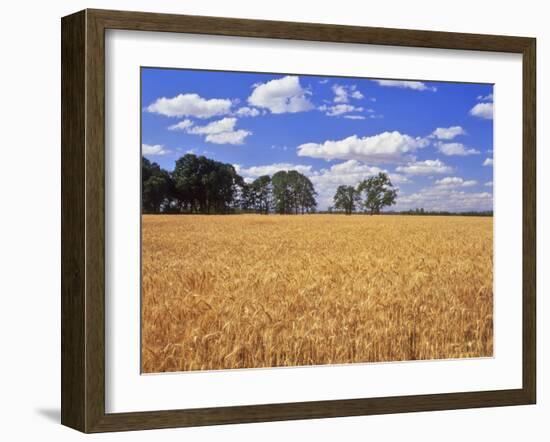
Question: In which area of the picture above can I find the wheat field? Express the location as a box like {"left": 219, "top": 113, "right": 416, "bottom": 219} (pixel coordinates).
{"left": 141, "top": 214, "right": 493, "bottom": 373}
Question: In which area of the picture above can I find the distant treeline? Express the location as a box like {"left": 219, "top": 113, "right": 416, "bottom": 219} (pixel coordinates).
{"left": 320, "top": 208, "right": 493, "bottom": 216}
{"left": 142, "top": 154, "right": 317, "bottom": 214}
{"left": 317, "top": 210, "right": 493, "bottom": 217}
{"left": 143, "top": 153, "right": 489, "bottom": 216}
{"left": 390, "top": 209, "right": 493, "bottom": 217}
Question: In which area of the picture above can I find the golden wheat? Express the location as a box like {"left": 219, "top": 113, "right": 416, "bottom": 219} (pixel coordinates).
{"left": 141, "top": 214, "right": 493, "bottom": 373}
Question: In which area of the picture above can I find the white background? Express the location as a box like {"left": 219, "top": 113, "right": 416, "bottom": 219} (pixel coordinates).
{"left": 106, "top": 30, "right": 523, "bottom": 413}
{"left": 0, "top": 0, "right": 547, "bottom": 440}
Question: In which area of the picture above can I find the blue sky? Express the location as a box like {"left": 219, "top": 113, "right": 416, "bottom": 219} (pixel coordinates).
{"left": 141, "top": 68, "right": 494, "bottom": 212}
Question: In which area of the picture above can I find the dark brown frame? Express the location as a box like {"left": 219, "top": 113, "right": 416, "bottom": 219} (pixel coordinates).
{"left": 61, "top": 8, "right": 536, "bottom": 433}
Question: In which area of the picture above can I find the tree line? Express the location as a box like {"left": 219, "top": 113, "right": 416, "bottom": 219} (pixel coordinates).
{"left": 142, "top": 154, "right": 317, "bottom": 214}
{"left": 394, "top": 208, "right": 493, "bottom": 217}
{"left": 331, "top": 172, "right": 397, "bottom": 215}
{"left": 143, "top": 154, "right": 400, "bottom": 215}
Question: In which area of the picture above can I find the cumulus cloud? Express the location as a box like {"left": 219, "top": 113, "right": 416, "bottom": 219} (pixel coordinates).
{"left": 332, "top": 84, "right": 364, "bottom": 103}
{"left": 205, "top": 131, "right": 251, "bottom": 144}
{"left": 235, "top": 163, "right": 313, "bottom": 180}
{"left": 470, "top": 102, "right": 494, "bottom": 119}
{"left": 374, "top": 79, "right": 437, "bottom": 92}
{"left": 395, "top": 186, "right": 492, "bottom": 212}
{"left": 431, "top": 126, "right": 466, "bottom": 140}
{"left": 435, "top": 176, "right": 478, "bottom": 188}
{"left": 248, "top": 76, "right": 314, "bottom": 114}
{"left": 485, "top": 181, "right": 493, "bottom": 187}
{"left": 483, "top": 158, "right": 494, "bottom": 166}
{"left": 319, "top": 104, "right": 365, "bottom": 117}
{"left": 235, "top": 106, "right": 261, "bottom": 117}
{"left": 297, "top": 131, "right": 428, "bottom": 164}
{"left": 173, "top": 117, "right": 251, "bottom": 145}
{"left": 146, "top": 93, "right": 232, "bottom": 118}
{"left": 311, "top": 160, "right": 382, "bottom": 184}
{"left": 312, "top": 160, "right": 408, "bottom": 186}
{"left": 142, "top": 143, "right": 170, "bottom": 156}
{"left": 396, "top": 159, "right": 452, "bottom": 175}
{"left": 437, "top": 142, "right": 480, "bottom": 156}
{"left": 168, "top": 119, "right": 194, "bottom": 131}
{"left": 187, "top": 117, "right": 237, "bottom": 135}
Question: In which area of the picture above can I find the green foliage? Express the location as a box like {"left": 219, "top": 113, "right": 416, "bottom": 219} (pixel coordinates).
{"left": 143, "top": 154, "right": 402, "bottom": 216}
{"left": 142, "top": 157, "right": 173, "bottom": 213}
{"left": 249, "top": 175, "right": 272, "bottom": 214}
{"left": 356, "top": 172, "right": 397, "bottom": 215}
{"left": 142, "top": 154, "right": 316, "bottom": 215}
{"left": 333, "top": 185, "right": 360, "bottom": 215}
{"left": 271, "top": 170, "right": 317, "bottom": 214}
{"left": 171, "top": 154, "right": 242, "bottom": 214}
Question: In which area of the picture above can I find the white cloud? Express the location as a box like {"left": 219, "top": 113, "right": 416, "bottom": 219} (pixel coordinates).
{"left": 235, "top": 162, "right": 313, "bottom": 179}
{"left": 332, "top": 84, "right": 348, "bottom": 103}
{"left": 319, "top": 79, "right": 329, "bottom": 84}
{"left": 206, "top": 130, "right": 251, "bottom": 145}
{"left": 470, "top": 102, "right": 494, "bottom": 119}
{"left": 387, "top": 173, "right": 410, "bottom": 185}
{"left": 297, "top": 131, "right": 428, "bottom": 163}
{"left": 248, "top": 76, "right": 314, "bottom": 114}
{"left": 477, "top": 93, "right": 494, "bottom": 101}
{"left": 319, "top": 104, "right": 365, "bottom": 116}
{"left": 312, "top": 160, "right": 408, "bottom": 185}
{"left": 146, "top": 93, "right": 232, "bottom": 118}
{"left": 394, "top": 186, "right": 492, "bottom": 212}
{"left": 142, "top": 143, "right": 170, "bottom": 156}
{"left": 437, "top": 142, "right": 480, "bottom": 156}
{"left": 435, "top": 177, "right": 478, "bottom": 188}
{"left": 311, "top": 160, "right": 382, "bottom": 184}
{"left": 187, "top": 117, "right": 237, "bottom": 135}
{"left": 485, "top": 181, "right": 493, "bottom": 187}
{"left": 483, "top": 158, "right": 494, "bottom": 166}
{"left": 168, "top": 119, "right": 194, "bottom": 131}
{"left": 396, "top": 159, "right": 452, "bottom": 175}
{"left": 374, "top": 79, "right": 437, "bottom": 92}
{"left": 431, "top": 126, "right": 466, "bottom": 140}
{"left": 235, "top": 106, "right": 261, "bottom": 117}
{"left": 343, "top": 115, "right": 366, "bottom": 120}
{"left": 332, "top": 84, "right": 364, "bottom": 103}
{"left": 175, "top": 117, "right": 252, "bottom": 145}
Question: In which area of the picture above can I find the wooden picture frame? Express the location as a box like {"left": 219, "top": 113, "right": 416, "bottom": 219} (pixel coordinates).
{"left": 61, "top": 8, "right": 536, "bottom": 433}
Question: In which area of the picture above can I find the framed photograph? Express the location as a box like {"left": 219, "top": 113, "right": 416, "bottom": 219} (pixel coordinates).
{"left": 61, "top": 9, "right": 536, "bottom": 433}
